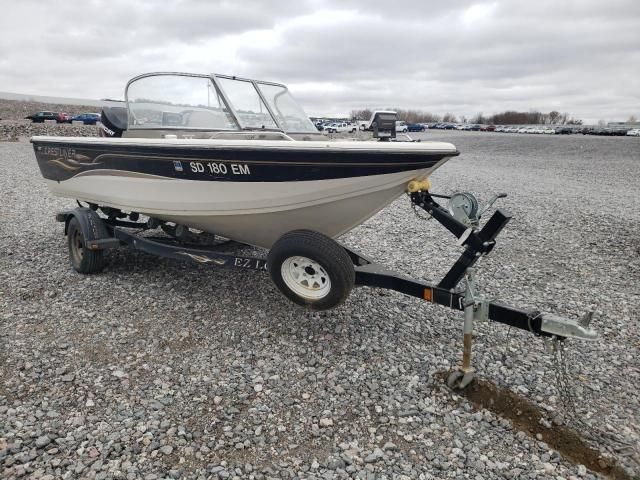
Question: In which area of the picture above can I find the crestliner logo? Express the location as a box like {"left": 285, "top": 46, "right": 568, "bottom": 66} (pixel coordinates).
{"left": 173, "top": 161, "right": 183, "bottom": 172}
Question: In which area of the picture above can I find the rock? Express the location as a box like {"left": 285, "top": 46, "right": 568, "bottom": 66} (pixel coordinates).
{"left": 319, "top": 418, "right": 334, "bottom": 427}
{"left": 35, "top": 436, "right": 51, "bottom": 448}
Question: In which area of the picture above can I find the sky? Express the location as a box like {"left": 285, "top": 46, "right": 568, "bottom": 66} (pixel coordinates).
{"left": 0, "top": 0, "right": 638, "bottom": 123}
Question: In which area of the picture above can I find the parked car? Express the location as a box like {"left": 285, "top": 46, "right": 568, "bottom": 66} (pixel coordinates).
{"left": 543, "top": 127, "right": 555, "bottom": 134}
{"left": 395, "top": 121, "right": 408, "bottom": 133}
{"left": 70, "top": 113, "right": 101, "bottom": 125}
{"left": 56, "top": 112, "right": 71, "bottom": 123}
{"left": 324, "top": 122, "right": 357, "bottom": 134}
{"left": 626, "top": 128, "right": 640, "bottom": 136}
{"left": 555, "top": 126, "right": 573, "bottom": 135}
{"left": 485, "top": 125, "right": 496, "bottom": 132}
{"left": 25, "top": 111, "right": 58, "bottom": 123}
{"left": 613, "top": 128, "right": 629, "bottom": 136}
{"left": 406, "top": 123, "right": 425, "bottom": 132}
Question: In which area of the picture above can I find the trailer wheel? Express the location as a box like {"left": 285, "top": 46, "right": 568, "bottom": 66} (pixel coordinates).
{"left": 67, "top": 217, "right": 106, "bottom": 274}
{"left": 268, "top": 230, "right": 354, "bottom": 310}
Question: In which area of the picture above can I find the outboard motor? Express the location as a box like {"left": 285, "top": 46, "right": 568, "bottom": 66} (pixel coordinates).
{"left": 99, "top": 106, "right": 128, "bottom": 137}
{"left": 371, "top": 111, "right": 398, "bottom": 141}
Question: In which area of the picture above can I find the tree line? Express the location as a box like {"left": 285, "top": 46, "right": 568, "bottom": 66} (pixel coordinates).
{"left": 350, "top": 108, "right": 583, "bottom": 125}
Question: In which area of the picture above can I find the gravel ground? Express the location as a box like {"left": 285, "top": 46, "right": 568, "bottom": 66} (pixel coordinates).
{"left": 0, "top": 121, "right": 99, "bottom": 141}
{"left": 1, "top": 132, "right": 639, "bottom": 479}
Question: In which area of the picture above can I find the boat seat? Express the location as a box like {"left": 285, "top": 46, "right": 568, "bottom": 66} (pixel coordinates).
{"left": 100, "top": 106, "right": 128, "bottom": 137}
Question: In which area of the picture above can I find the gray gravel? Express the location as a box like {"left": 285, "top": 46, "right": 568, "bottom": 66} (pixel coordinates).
{"left": 1, "top": 131, "right": 639, "bottom": 479}
{"left": 0, "top": 120, "right": 98, "bottom": 141}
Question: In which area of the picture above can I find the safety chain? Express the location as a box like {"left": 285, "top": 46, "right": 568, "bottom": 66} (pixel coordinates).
{"left": 550, "top": 338, "right": 638, "bottom": 459}
{"left": 407, "top": 193, "right": 432, "bottom": 222}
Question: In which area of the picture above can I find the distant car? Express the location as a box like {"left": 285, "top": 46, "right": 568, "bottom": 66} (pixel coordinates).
{"left": 543, "top": 127, "right": 555, "bottom": 134}
{"left": 26, "top": 111, "right": 57, "bottom": 123}
{"left": 395, "top": 121, "right": 408, "bottom": 133}
{"left": 406, "top": 123, "right": 425, "bottom": 132}
{"left": 555, "top": 126, "right": 573, "bottom": 135}
{"left": 469, "top": 124, "right": 481, "bottom": 131}
{"left": 324, "top": 122, "right": 357, "bottom": 134}
{"left": 70, "top": 113, "right": 101, "bottom": 125}
{"left": 56, "top": 112, "right": 71, "bottom": 123}
{"left": 626, "top": 128, "right": 640, "bottom": 136}
{"left": 485, "top": 125, "right": 496, "bottom": 132}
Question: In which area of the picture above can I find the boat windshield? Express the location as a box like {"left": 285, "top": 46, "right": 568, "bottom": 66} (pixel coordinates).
{"left": 125, "top": 73, "right": 317, "bottom": 134}
{"left": 127, "top": 74, "right": 238, "bottom": 131}
{"left": 256, "top": 82, "right": 317, "bottom": 133}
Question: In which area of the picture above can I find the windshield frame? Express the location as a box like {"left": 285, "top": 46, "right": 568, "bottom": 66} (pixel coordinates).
{"left": 124, "top": 72, "right": 316, "bottom": 134}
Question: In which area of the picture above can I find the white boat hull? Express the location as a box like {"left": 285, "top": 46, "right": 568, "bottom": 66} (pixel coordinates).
{"left": 45, "top": 166, "right": 442, "bottom": 248}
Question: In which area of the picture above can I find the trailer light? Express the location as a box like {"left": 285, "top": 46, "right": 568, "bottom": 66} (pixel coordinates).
{"left": 423, "top": 288, "right": 433, "bottom": 302}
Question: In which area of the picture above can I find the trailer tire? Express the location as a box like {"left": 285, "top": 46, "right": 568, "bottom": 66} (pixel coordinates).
{"left": 268, "top": 230, "right": 354, "bottom": 310}
{"left": 67, "top": 217, "right": 106, "bottom": 274}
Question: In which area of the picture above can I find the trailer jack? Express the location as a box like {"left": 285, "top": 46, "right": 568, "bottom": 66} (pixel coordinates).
{"left": 446, "top": 268, "right": 488, "bottom": 389}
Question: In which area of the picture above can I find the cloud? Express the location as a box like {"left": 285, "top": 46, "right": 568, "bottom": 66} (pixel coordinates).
{"left": 0, "top": 0, "right": 638, "bottom": 122}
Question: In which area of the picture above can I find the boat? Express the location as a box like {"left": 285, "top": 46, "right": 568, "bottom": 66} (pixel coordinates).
{"left": 31, "top": 73, "right": 599, "bottom": 388}
{"left": 32, "top": 72, "right": 458, "bottom": 248}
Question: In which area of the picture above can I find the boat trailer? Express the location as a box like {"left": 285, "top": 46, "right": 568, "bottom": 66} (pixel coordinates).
{"left": 55, "top": 188, "right": 598, "bottom": 389}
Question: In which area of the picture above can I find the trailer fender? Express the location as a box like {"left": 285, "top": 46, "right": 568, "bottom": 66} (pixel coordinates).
{"left": 55, "top": 208, "right": 113, "bottom": 248}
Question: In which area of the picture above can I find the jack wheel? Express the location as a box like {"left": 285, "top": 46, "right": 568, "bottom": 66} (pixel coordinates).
{"left": 268, "top": 230, "right": 354, "bottom": 310}
{"left": 447, "top": 370, "right": 474, "bottom": 390}
{"left": 67, "top": 217, "right": 106, "bottom": 274}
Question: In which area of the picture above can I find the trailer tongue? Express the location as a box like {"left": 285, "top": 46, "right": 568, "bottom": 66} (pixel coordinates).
{"left": 353, "top": 189, "right": 598, "bottom": 388}
{"left": 54, "top": 183, "right": 598, "bottom": 389}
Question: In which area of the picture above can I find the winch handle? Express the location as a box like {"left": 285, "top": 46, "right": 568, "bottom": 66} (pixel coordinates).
{"left": 479, "top": 192, "right": 508, "bottom": 218}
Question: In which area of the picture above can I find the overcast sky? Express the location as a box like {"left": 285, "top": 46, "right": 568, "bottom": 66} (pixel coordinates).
{"left": 0, "top": 0, "right": 638, "bottom": 123}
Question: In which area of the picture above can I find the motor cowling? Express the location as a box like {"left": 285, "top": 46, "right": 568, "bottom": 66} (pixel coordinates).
{"left": 99, "top": 106, "right": 128, "bottom": 137}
